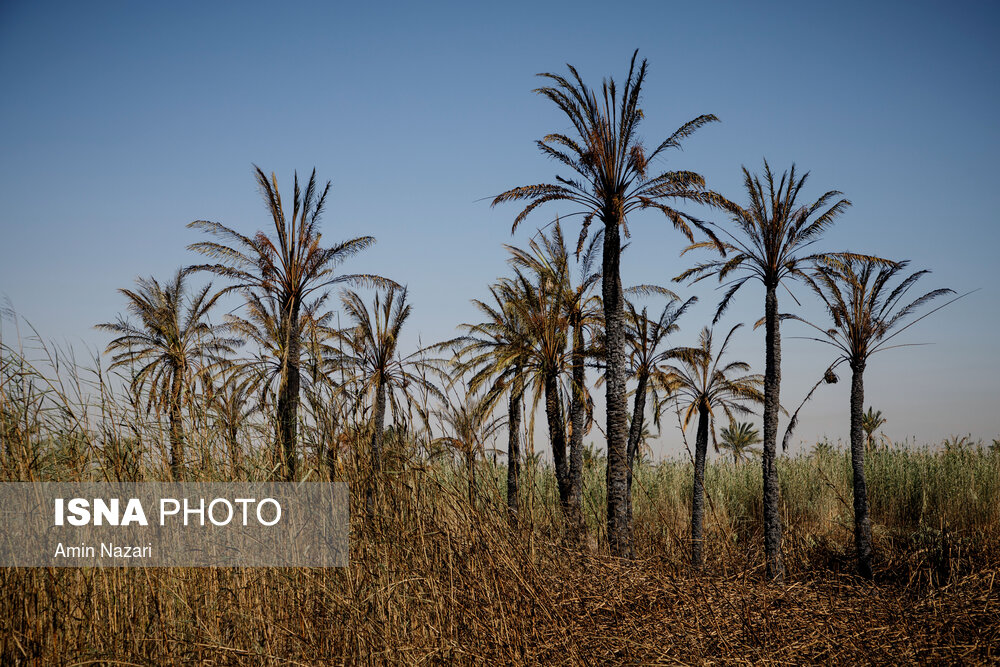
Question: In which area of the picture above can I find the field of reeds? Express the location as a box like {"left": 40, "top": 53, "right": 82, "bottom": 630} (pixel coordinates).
{"left": 1, "top": 337, "right": 998, "bottom": 665}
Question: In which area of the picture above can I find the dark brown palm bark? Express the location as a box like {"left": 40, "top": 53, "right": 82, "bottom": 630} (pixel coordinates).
{"left": 691, "top": 404, "right": 710, "bottom": 567}
{"left": 603, "top": 218, "right": 632, "bottom": 557}
{"left": 507, "top": 373, "right": 523, "bottom": 524}
{"left": 625, "top": 373, "right": 648, "bottom": 526}
{"left": 567, "top": 320, "right": 586, "bottom": 536}
{"left": 544, "top": 370, "right": 571, "bottom": 510}
{"left": 168, "top": 364, "right": 184, "bottom": 481}
{"left": 275, "top": 303, "right": 301, "bottom": 481}
{"left": 850, "top": 361, "right": 874, "bottom": 578}
{"left": 762, "top": 285, "right": 785, "bottom": 582}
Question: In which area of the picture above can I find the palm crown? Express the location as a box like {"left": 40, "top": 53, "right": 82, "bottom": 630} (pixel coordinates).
{"left": 798, "top": 257, "right": 955, "bottom": 369}
{"left": 718, "top": 421, "right": 763, "bottom": 463}
{"left": 676, "top": 161, "right": 854, "bottom": 319}
{"left": 493, "top": 51, "right": 721, "bottom": 251}
{"left": 664, "top": 325, "right": 765, "bottom": 447}
{"left": 97, "top": 269, "right": 238, "bottom": 478}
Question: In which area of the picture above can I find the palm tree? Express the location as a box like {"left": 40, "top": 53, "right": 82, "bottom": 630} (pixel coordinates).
{"left": 623, "top": 291, "right": 697, "bottom": 523}
{"left": 563, "top": 238, "right": 603, "bottom": 532}
{"left": 205, "top": 366, "right": 257, "bottom": 478}
{"left": 224, "top": 288, "right": 333, "bottom": 472}
{"left": 798, "top": 257, "right": 955, "bottom": 578}
{"left": 454, "top": 283, "right": 528, "bottom": 522}
{"left": 494, "top": 51, "right": 721, "bottom": 556}
{"left": 676, "top": 161, "right": 854, "bottom": 581}
{"left": 499, "top": 268, "right": 574, "bottom": 520}
{"left": 336, "top": 286, "right": 440, "bottom": 514}
{"left": 665, "top": 325, "right": 764, "bottom": 567}
{"left": 97, "top": 270, "right": 237, "bottom": 480}
{"left": 187, "top": 166, "right": 388, "bottom": 480}
{"left": 861, "top": 407, "right": 888, "bottom": 452}
{"left": 507, "top": 220, "right": 602, "bottom": 534}
{"left": 432, "top": 385, "right": 503, "bottom": 504}
{"left": 719, "top": 421, "right": 762, "bottom": 464}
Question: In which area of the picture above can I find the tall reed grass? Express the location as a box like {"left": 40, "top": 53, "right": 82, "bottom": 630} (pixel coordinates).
{"left": 1, "top": 331, "right": 997, "bottom": 663}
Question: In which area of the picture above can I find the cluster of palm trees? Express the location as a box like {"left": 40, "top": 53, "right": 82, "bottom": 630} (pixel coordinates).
{"left": 97, "top": 53, "right": 959, "bottom": 582}
{"left": 100, "top": 167, "right": 429, "bottom": 496}
{"left": 490, "top": 50, "right": 957, "bottom": 579}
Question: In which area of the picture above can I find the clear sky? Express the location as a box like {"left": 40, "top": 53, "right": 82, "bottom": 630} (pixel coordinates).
{"left": 1, "top": 0, "right": 998, "bottom": 457}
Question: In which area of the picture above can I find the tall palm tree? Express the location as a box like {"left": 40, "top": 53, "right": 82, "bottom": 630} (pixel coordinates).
{"left": 798, "top": 257, "right": 955, "bottom": 578}
{"left": 676, "top": 161, "right": 854, "bottom": 581}
{"left": 664, "top": 325, "right": 764, "bottom": 567}
{"left": 718, "top": 421, "right": 762, "bottom": 464}
{"left": 494, "top": 51, "right": 721, "bottom": 556}
{"left": 187, "top": 166, "right": 388, "bottom": 480}
{"left": 336, "top": 286, "right": 440, "bottom": 513}
{"left": 623, "top": 291, "right": 697, "bottom": 523}
{"left": 97, "top": 270, "right": 237, "bottom": 480}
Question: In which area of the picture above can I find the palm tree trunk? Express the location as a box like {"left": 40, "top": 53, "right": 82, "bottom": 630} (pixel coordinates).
{"left": 507, "top": 373, "right": 523, "bottom": 524}
{"left": 602, "top": 216, "right": 631, "bottom": 557}
{"left": 850, "top": 362, "right": 874, "bottom": 578}
{"left": 762, "top": 285, "right": 785, "bottom": 581}
{"left": 276, "top": 305, "right": 301, "bottom": 481}
{"left": 691, "top": 405, "right": 710, "bottom": 567}
{"left": 626, "top": 373, "right": 648, "bottom": 527}
{"left": 544, "top": 370, "right": 571, "bottom": 510}
{"left": 567, "top": 321, "right": 586, "bottom": 536}
{"left": 168, "top": 368, "right": 184, "bottom": 481}
{"left": 367, "top": 379, "right": 387, "bottom": 518}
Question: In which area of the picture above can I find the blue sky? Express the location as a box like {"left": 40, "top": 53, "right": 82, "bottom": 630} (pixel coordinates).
{"left": 1, "top": 0, "right": 998, "bottom": 456}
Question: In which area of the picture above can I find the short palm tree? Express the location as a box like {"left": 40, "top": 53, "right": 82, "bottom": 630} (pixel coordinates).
{"left": 336, "top": 286, "right": 441, "bottom": 514}
{"left": 676, "top": 161, "right": 854, "bottom": 581}
{"left": 623, "top": 291, "right": 697, "bottom": 523}
{"left": 861, "top": 407, "right": 888, "bottom": 452}
{"left": 432, "top": 385, "right": 503, "bottom": 504}
{"left": 188, "top": 166, "right": 388, "bottom": 480}
{"left": 499, "top": 268, "right": 574, "bottom": 520}
{"left": 663, "top": 325, "right": 764, "bottom": 567}
{"left": 798, "top": 257, "right": 955, "bottom": 578}
{"left": 454, "top": 282, "right": 528, "bottom": 521}
{"left": 718, "top": 421, "right": 762, "bottom": 464}
{"left": 506, "top": 220, "right": 601, "bottom": 533}
{"left": 494, "top": 51, "right": 722, "bottom": 556}
{"left": 205, "top": 365, "right": 257, "bottom": 478}
{"left": 97, "top": 270, "right": 237, "bottom": 480}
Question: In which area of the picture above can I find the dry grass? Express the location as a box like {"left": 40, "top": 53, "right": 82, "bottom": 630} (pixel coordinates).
{"left": 1, "top": 334, "right": 998, "bottom": 664}
{"left": 1, "top": 461, "right": 998, "bottom": 665}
